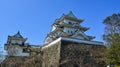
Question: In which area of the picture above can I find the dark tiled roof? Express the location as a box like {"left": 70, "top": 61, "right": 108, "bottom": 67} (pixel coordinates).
{"left": 13, "top": 31, "right": 23, "bottom": 38}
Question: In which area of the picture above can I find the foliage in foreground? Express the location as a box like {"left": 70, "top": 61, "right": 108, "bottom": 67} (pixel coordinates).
{"left": 106, "top": 33, "right": 120, "bottom": 65}
{"left": 103, "top": 13, "right": 120, "bottom": 65}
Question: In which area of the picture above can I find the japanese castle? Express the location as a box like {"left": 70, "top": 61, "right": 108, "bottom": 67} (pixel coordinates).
{"left": 44, "top": 11, "right": 102, "bottom": 46}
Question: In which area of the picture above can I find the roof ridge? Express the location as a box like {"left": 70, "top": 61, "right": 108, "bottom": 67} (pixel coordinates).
{"left": 13, "top": 31, "right": 23, "bottom": 38}
{"left": 66, "top": 11, "right": 77, "bottom": 18}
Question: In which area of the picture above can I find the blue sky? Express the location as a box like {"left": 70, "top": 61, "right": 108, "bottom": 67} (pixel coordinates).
{"left": 0, "top": 0, "right": 120, "bottom": 50}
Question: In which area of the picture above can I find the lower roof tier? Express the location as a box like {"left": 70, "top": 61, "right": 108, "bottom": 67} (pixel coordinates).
{"left": 43, "top": 37, "right": 103, "bottom": 49}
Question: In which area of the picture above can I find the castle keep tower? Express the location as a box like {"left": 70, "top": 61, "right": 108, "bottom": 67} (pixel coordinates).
{"left": 4, "top": 31, "right": 29, "bottom": 56}
{"left": 42, "top": 11, "right": 106, "bottom": 67}
{"left": 44, "top": 11, "right": 95, "bottom": 45}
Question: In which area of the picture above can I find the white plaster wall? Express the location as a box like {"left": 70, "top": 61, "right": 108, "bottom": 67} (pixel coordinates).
{"left": 63, "top": 27, "right": 76, "bottom": 35}
{"left": 20, "top": 53, "right": 29, "bottom": 56}
{"left": 51, "top": 25, "right": 56, "bottom": 31}
{"left": 64, "top": 19, "right": 69, "bottom": 24}
{"left": 8, "top": 47, "right": 29, "bottom": 56}
{"left": 64, "top": 19, "right": 79, "bottom": 25}
{"left": 11, "top": 40, "right": 22, "bottom": 44}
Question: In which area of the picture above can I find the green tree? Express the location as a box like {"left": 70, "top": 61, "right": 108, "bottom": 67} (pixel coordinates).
{"left": 103, "top": 13, "right": 120, "bottom": 65}
{"left": 106, "top": 33, "right": 120, "bottom": 65}
{"left": 103, "top": 13, "right": 120, "bottom": 46}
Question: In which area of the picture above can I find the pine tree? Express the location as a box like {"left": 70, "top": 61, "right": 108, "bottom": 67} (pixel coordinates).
{"left": 103, "top": 13, "right": 120, "bottom": 66}
{"left": 103, "top": 13, "right": 120, "bottom": 46}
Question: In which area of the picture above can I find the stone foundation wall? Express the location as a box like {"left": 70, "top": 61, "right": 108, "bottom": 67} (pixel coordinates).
{"left": 1, "top": 56, "right": 27, "bottom": 67}
{"left": 59, "top": 40, "right": 107, "bottom": 67}
{"left": 41, "top": 40, "right": 106, "bottom": 67}
{"left": 1, "top": 54, "right": 42, "bottom": 67}
{"left": 42, "top": 41, "right": 61, "bottom": 67}
{"left": 1, "top": 39, "right": 107, "bottom": 67}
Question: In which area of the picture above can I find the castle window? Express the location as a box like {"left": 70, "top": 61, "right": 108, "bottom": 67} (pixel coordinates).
{"left": 60, "top": 26, "right": 64, "bottom": 28}
{"left": 71, "top": 31, "right": 73, "bottom": 34}
{"left": 23, "top": 49, "right": 28, "bottom": 53}
{"left": 23, "top": 49, "right": 26, "bottom": 52}
{"left": 68, "top": 30, "right": 69, "bottom": 33}
{"left": 76, "top": 23, "right": 78, "bottom": 24}
{"left": 68, "top": 22, "right": 72, "bottom": 24}
{"left": 21, "top": 42, "right": 25, "bottom": 46}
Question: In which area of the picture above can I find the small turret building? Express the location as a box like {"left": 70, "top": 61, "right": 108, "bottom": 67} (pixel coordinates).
{"left": 5, "top": 31, "right": 29, "bottom": 56}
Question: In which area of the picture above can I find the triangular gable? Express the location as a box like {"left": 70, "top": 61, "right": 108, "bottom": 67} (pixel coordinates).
{"left": 66, "top": 11, "right": 77, "bottom": 18}
{"left": 72, "top": 31, "right": 89, "bottom": 40}
{"left": 13, "top": 31, "right": 23, "bottom": 38}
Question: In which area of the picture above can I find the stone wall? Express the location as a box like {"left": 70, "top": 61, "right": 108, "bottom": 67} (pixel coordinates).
{"left": 1, "top": 53, "right": 42, "bottom": 67}
{"left": 1, "top": 39, "right": 107, "bottom": 67}
{"left": 42, "top": 40, "right": 106, "bottom": 67}
{"left": 42, "top": 41, "right": 61, "bottom": 67}
{"left": 60, "top": 40, "right": 107, "bottom": 67}
{"left": 1, "top": 56, "right": 27, "bottom": 67}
